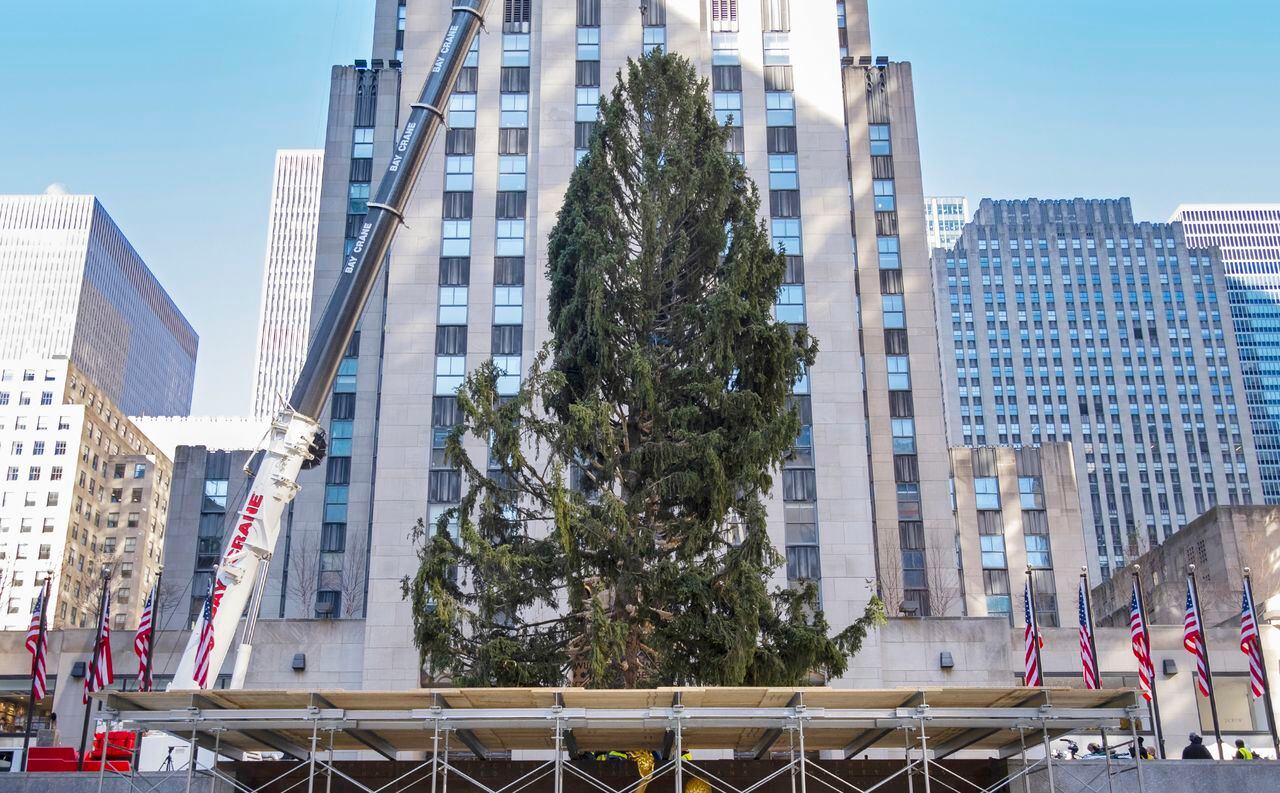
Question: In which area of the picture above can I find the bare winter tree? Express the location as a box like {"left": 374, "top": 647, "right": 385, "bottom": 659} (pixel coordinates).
{"left": 927, "top": 552, "right": 963, "bottom": 617}
{"left": 876, "top": 535, "right": 904, "bottom": 617}
{"left": 155, "top": 578, "right": 188, "bottom": 628}
{"left": 286, "top": 532, "right": 321, "bottom": 618}
{"left": 340, "top": 534, "right": 368, "bottom": 618}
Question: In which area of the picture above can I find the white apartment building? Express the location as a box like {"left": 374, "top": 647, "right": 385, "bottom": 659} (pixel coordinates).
{"left": 0, "top": 359, "right": 170, "bottom": 632}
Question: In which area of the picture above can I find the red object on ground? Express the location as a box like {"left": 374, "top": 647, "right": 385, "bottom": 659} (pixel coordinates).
{"left": 80, "top": 760, "right": 131, "bottom": 773}
{"left": 25, "top": 746, "right": 132, "bottom": 772}
{"left": 25, "top": 746, "right": 80, "bottom": 772}
{"left": 91, "top": 730, "right": 137, "bottom": 759}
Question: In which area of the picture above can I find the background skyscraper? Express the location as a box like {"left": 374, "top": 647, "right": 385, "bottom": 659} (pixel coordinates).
{"left": 925, "top": 195, "right": 969, "bottom": 250}
{"left": 0, "top": 193, "right": 198, "bottom": 417}
{"left": 1172, "top": 204, "right": 1280, "bottom": 504}
{"left": 251, "top": 150, "right": 324, "bottom": 418}
{"left": 934, "top": 198, "right": 1260, "bottom": 579}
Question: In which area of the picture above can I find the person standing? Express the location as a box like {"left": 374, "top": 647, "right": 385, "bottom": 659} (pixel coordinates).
{"left": 1182, "top": 733, "right": 1214, "bottom": 759}
{"left": 1234, "top": 739, "right": 1255, "bottom": 760}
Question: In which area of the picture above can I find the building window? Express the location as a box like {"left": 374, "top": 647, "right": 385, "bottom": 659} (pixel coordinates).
{"left": 775, "top": 285, "right": 805, "bottom": 324}
{"left": 873, "top": 179, "right": 896, "bottom": 211}
{"left": 975, "top": 477, "right": 1000, "bottom": 510}
{"left": 576, "top": 26, "right": 600, "bottom": 60}
{"left": 886, "top": 356, "right": 911, "bottom": 391}
{"left": 498, "top": 156, "right": 527, "bottom": 191}
{"left": 643, "top": 25, "right": 666, "bottom": 55}
{"left": 882, "top": 295, "right": 905, "bottom": 328}
{"left": 891, "top": 418, "right": 916, "bottom": 454}
{"left": 981, "top": 534, "right": 1006, "bottom": 569}
{"left": 315, "top": 590, "right": 341, "bottom": 618}
{"left": 1025, "top": 534, "right": 1052, "bottom": 568}
{"left": 1018, "top": 476, "right": 1044, "bottom": 510}
{"left": 765, "top": 92, "right": 795, "bottom": 126}
{"left": 445, "top": 155, "right": 474, "bottom": 192}
{"left": 877, "top": 236, "right": 900, "bottom": 269}
{"left": 869, "top": 124, "right": 891, "bottom": 155}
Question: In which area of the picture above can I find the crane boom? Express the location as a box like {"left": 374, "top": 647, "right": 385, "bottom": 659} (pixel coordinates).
{"left": 169, "top": 0, "right": 493, "bottom": 690}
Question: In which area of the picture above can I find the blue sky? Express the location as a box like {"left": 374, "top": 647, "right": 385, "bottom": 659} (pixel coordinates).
{"left": 1, "top": 1, "right": 1277, "bottom": 415}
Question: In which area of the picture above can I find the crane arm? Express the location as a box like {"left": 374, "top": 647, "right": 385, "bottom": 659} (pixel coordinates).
{"left": 168, "top": 0, "right": 493, "bottom": 690}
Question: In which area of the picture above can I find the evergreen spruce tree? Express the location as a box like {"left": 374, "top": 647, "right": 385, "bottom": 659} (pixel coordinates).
{"left": 403, "top": 50, "right": 885, "bottom": 688}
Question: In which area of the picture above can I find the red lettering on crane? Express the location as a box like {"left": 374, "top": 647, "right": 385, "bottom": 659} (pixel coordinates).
{"left": 212, "top": 493, "right": 266, "bottom": 613}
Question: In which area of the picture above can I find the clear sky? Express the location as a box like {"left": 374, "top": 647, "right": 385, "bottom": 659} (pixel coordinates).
{"left": 1, "top": 1, "right": 1276, "bottom": 416}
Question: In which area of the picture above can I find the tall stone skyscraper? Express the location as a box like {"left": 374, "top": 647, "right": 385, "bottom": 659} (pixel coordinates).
{"left": 251, "top": 150, "right": 324, "bottom": 417}
{"left": 0, "top": 192, "right": 197, "bottom": 417}
{"left": 223, "top": 0, "right": 955, "bottom": 688}
{"left": 934, "top": 198, "right": 1261, "bottom": 579}
{"left": 1172, "top": 204, "right": 1280, "bottom": 504}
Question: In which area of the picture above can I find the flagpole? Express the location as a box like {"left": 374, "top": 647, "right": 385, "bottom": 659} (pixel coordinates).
{"left": 20, "top": 578, "right": 50, "bottom": 772}
{"left": 144, "top": 569, "right": 162, "bottom": 693}
{"left": 1188, "top": 564, "right": 1224, "bottom": 758}
{"left": 1244, "top": 568, "right": 1280, "bottom": 757}
{"left": 1079, "top": 568, "right": 1119, "bottom": 772}
{"left": 1026, "top": 568, "right": 1045, "bottom": 686}
{"left": 1132, "top": 565, "right": 1166, "bottom": 759}
{"left": 78, "top": 570, "right": 110, "bottom": 772}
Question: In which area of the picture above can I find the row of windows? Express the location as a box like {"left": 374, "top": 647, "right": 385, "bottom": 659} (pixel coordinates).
{"left": 4, "top": 466, "right": 63, "bottom": 482}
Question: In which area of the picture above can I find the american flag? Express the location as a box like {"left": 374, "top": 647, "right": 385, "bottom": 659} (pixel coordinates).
{"left": 1024, "top": 578, "right": 1043, "bottom": 687}
{"left": 1078, "top": 578, "right": 1099, "bottom": 689}
{"left": 193, "top": 581, "right": 216, "bottom": 689}
{"left": 24, "top": 582, "right": 49, "bottom": 700}
{"left": 1129, "top": 582, "right": 1154, "bottom": 701}
{"left": 83, "top": 588, "right": 114, "bottom": 704}
{"left": 134, "top": 586, "right": 155, "bottom": 692}
{"left": 1183, "top": 579, "right": 1211, "bottom": 698}
{"left": 1240, "top": 577, "right": 1265, "bottom": 698}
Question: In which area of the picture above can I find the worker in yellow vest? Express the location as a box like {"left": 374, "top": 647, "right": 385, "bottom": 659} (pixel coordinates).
{"left": 1234, "top": 740, "right": 1256, "bottom": 760}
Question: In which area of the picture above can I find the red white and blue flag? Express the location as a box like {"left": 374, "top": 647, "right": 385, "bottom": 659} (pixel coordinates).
{"left": 25, "top": 581, "right": 49, "bottom": 700}
{"left": 1240, "top": 578, "right": 1265, "bottom": 698}
{"left": 1024, "top": 578, "right": 1043, "bottom": 687}
{"left": 1129, "top": 582, "right": 1154, "bottom": 702}
{"left": 1184, "top": 579, "right": 1212, "bottom": 698}
{"left": 83, "top": 589, "right": 114, "bottom": 704}
{"left": 193, "top": 581, "right": 216, "bottom": 689}
{"left": 1078, "top": 578, "right": 1099, "bottom": 689}
{"left": 135, "top": 585, "right": 155, "bottom": 692}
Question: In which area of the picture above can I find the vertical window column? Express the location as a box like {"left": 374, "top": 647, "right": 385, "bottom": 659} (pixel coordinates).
{"left": 495, "top": 22, "right": 530, "bottom": 397}
{"left": 641, "top": 0, "right": 666, "bottom": 54}
{"left": 394, "top": 0, "right": 406, "bottom": 63}
{"left": 575, "top": 0, "right": 601, "bottom": 163}
{"left": 754, "top": 26, "right": 818, "bottom": 597}
{"left": 712, "top": 33, "right": 743, "bottom": 160}
{"left": 428, "top": 37, "right": 480, "bottom": 549}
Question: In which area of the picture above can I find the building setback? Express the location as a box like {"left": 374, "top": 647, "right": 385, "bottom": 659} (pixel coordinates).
{"left": 251, "top": 150, "right": 325, "bottom": 418}
{"left": 934, "top": 198, "right": 1261, "bottom": 580}
{"left": 1172, "top": 204, "right": 1280, "bottom": 504}
{"left": 949, "top": 443, "right": 1086, "bottom": 626}
{"left": 0, "top": 194, "right": 198, "bottom": 417}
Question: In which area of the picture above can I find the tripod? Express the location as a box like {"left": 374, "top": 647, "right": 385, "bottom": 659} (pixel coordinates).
{"left": 160, "top": 746, "right": 175, "bottom": 772}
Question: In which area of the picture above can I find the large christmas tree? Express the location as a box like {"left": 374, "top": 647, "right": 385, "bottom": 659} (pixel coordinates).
{"left": 404, "top": 50, "right": 884, "bottom": 688}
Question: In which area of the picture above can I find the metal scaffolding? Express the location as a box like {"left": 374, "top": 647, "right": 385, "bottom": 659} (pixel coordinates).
{"left": 86, "top": 686, "right": 1148, "bottom": 793}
